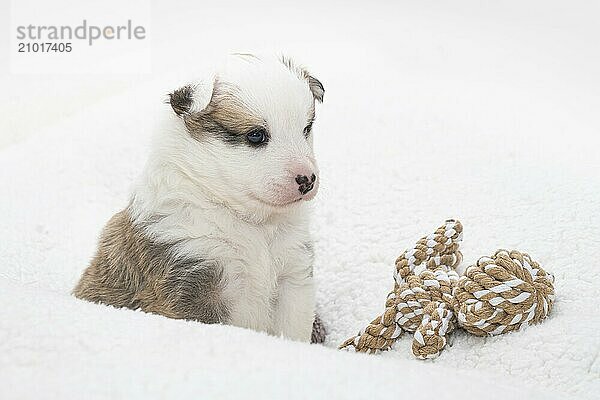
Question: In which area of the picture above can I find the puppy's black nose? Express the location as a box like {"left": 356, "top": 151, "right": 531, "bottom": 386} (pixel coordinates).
{"left": 296, "top": 174, "right": 317, "bottom": 195}
{"left": 295, "top": 175, "right": 309, "bottom": 185}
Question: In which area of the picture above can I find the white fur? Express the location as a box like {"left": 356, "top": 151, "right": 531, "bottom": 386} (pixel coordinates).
{"left": 130, "top": 55, "right": 320, "bottom": 341}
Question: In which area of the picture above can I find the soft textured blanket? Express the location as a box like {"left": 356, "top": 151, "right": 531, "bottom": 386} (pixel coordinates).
{"left": 1, "top": 76, "right": 598, "bottom": 398}
{"left": 2, "top": 2, "right": 600, "bottom": 396}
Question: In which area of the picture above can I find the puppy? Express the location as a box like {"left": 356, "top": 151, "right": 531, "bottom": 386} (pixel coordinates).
{"left": 73, "top": 54, "right": 325, "bottom": 342}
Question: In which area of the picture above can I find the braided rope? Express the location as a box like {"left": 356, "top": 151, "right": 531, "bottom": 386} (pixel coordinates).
{"left": 339, "top": 220, "right": 463, "bottom": 352}
{"left": 412, "top": 301, "right": 455, "bottom": 359}
{"left": 339, "top": 220, "right": 555, "bottom": 359}
{"left": 454, "top": 249, "right": 555, "bottom": 336}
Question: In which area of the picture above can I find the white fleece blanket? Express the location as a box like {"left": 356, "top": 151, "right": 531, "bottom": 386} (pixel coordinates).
{"left": 1, "top": 74, "right": 599, "bottom": 399}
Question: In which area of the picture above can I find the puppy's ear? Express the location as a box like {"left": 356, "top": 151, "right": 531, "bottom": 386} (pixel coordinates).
{"left": 307, "top": 75, "right": 324, "bottom": 103}
{"left": 168, "top": 80, "right": 215, "bottom": 116}
{"left": 280, "top": 55, "right": 325, "bottom": 103}
{"left": 169, "top": 85, "right": 195, "bottom": 116}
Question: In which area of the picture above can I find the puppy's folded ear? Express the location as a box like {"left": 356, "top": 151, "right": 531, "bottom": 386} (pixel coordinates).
{"left": 168, "top": 80, "right": 215, "bottom": 116}
{"left": 169, "top": 85, "right": 194, "bottom": 116}
{"left": 307, "top": 75, "right": 324, "bottom": 103}
{"left": 280, "top": 55, "right": 325, "bottom": 103}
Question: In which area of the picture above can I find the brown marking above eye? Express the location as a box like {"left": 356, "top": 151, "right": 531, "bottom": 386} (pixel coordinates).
{"left": 184, "top": 87, "right": 267, "bottom": 146}
{"left": 205, "top": 91, "right": 264, "bottom": 133}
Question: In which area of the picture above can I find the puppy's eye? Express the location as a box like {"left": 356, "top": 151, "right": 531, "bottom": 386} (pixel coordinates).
{"left": 303, "top": 123, "right": 313, "bottom": 137}
{"left": 246, "top": 128, "right": 268, "bottom": 145}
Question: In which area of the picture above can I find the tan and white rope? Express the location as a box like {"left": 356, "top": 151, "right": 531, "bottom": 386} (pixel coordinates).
{"left": 454, "top": 249, "right": 555, "bottom": 336}
{"left": 412, "top": 301, "right": 455, "bottom": 359}
{"left": 339, "top": 219, "right": 463, "bottom": 353}
{"left": 339, "top": 220, "right": 555, "bottom": 359}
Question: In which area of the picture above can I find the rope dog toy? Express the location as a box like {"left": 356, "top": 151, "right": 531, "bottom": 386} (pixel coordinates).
{"left": 339, "top": 219, "right": 555, "bottom": 359}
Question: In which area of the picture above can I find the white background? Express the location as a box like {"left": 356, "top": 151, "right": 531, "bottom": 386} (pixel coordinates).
{"left": 2, "top": 0, "right": 599, "bottom": 154}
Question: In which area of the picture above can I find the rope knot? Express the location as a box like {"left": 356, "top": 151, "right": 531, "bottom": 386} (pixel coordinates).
{"left": 339, "top": 220, "right": 555, "bottom": 359}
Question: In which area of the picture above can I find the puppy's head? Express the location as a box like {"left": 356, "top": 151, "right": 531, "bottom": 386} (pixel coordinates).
{"left": 167, "top": 54, "right": 324, "bottom": 217}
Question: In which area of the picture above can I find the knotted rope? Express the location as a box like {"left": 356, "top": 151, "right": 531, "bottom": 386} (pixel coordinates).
{"left": 454, "top": 249, "right": 555, "bottom": 337}
{"left": 339, "top": 219, "right": 462, "bottom": 353}
{"left": 339, "top": 219, "right": 555, "bottom": 359}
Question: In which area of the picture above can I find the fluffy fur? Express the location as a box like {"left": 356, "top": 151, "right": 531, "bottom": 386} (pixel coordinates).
{"left": 74, "top": 54, "right": 325, "bottom": 342}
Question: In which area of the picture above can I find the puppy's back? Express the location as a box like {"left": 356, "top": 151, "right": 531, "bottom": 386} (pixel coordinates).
{"left": 73, "top": 208, "right": 229, "bottom": 323}
{"left": 73, "top": 208, "right": 152, "bottom": 308}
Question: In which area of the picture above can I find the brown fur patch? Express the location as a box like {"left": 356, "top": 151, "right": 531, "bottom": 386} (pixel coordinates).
{"left": 183, "top": 82, "right": 265, "bottom": 145}
{"left": 168, "top": 84, "right": 195, "bottom": 116}
{"left": 73, "top": 207, "right": 230, "bottom": 324}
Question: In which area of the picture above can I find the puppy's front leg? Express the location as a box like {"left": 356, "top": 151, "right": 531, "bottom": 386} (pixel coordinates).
{"left": 271, "top": 273, "right": 315, "bottom": 342}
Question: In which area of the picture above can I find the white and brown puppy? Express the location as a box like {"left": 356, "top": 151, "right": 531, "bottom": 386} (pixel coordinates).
{"left": 74, "top": 54, "right": 325, "bottom": 342}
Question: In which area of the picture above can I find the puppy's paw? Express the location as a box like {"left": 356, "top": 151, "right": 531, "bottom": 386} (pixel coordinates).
{"left": 311, "top": 314, "right": 326, "bottom": 344}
